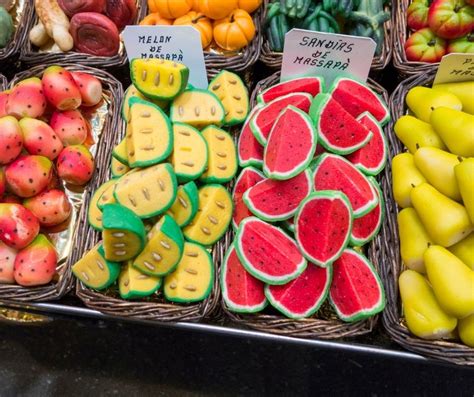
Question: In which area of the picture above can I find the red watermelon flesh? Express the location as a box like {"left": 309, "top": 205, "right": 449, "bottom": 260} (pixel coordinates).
{"left": 232, "top": 167, "right": 265, "bottom": 230}
{"left": 250, "top": 93, "right": 312, "bottom": 145}
{"left": 329, "top": 249, "right": 385, "bottom": 322}
{"left": 310, "top": 93, "right": 372, "bottom": 155}
{"left": 346, "top": 112, "right": 387, "bottom": 176}
{"left": 243, "top": 169, "right": 312, "bottom": 221}
{"left": 313, "top": 153, "right": 378, "bottom": 217}
{"left": 330, "top": 77, "right": 390, "bottom": 125}
{"left": 238, "top": 106, "right": 264, "bottom": 168}
{"left": 222, "top": 244, "right": 267, "bottom": 313}
{"left": 263, "top": 106, "right": 316, "bottom": 180}
{"left": 236, "top": 217, "right": 307, "bottom": 285}
{"left": 295, "top": 191, "right": 352, "bottom": 267}
{"left": 265, "top": 264, "right": 332, "bottom": 319}
{"left": 258, "top": 77, "right": 323, "bottom": 104}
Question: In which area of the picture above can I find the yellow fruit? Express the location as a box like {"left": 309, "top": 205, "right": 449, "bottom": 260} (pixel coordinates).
{"left": 432, "top": 81, "right": 474, "bottom": 115}
{"left": 448, "top": 232, "right": 474, "bottom": 270}
{"left": 454, "top": 158, "right": 474, "bottom": 224}
{"left": 458, "top": 314, "right": 474, "bottom": 347}
{"left": 392, "top": 153, "right": 427, "bottom": 208}
{"left": 394, "top": 115, "right": 447, "bottom": 153}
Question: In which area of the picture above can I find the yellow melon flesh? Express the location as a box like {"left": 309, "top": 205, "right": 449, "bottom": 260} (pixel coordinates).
{"left": 88, "top": 180, "right": 117, "bottom": 230}
{"left": 112, "top": 138, "right": 129, "bottom": 165}
{"left": 103, "top": 228, "right": 144, "bottom": 262}
{"left": 97, "top": 182, "right": 117, "bottom": 209}
{"left": 122, "top": 84, "right": 168, "bottom": 121}
{"left": 167, "top": 186, "right": 196, "bottom": 227}
{"left": 111, "top": 157, "right": 130, "bottom": 178}
{"left": 119, "top": 261, "right": 162, "bottom": 299}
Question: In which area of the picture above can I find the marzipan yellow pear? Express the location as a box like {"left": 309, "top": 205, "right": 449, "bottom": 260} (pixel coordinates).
{"left": 458, "top": 314, "right": 474, "bottom": 347}
{"left": 413, "top": 147, "right": 463, "bottom": 201}
{"left": 394, "top": 115, "right": 447, "bottom": 153}
{"left": 432, "top": 81, "right": 474, "bottom": 115}
{"left": 406, "top": 86, "right": 462, "bottom": 123}
{"left": 392, "top": 153, "right": 427, "bottom": 208}
{"left": 448, "top": 232, "right": 474, "bottom": 270}
{"left": 454, "top": 158, "right": 474, "bottom": 224}
{"left": 424, "top": 245, "right": 474, "bottom": 319}
{"left": 399, "top": 270, "right": 457, "bottom": 339}
{"left": 430, "top": 107, "right": 474, "bottom": 157}
{"left": 398, "top": 208, "right": 433, "bottom": 273}
{"left": 411, "top": 183, "right": 473, "bottom": 247}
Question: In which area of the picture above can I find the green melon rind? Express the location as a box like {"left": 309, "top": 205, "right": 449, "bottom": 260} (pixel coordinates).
{"left": 173, "top": 181, "right": 199, "bottom": 228}
{"left": 235, "top": 217, "right": 308, "bottom": 285}
{"left": 164, "top": 242, "right": 214, "bottom": 303}
{"left": 221, "top": 244, "right": 268, "bottom": 313}
{"left": 87, "top": 180, "right": 117, "bottom": 231}
{"left": 119, "top": 270, "right": 162, "bottom": 299}
{"left": 329, "top": 249, "right": 386, "bottom": 322}
{"left": 312, "top": 153, "right": 379, "bottom": 218}
{"left": 127, "top": 96, "right": 174, "bottom": 168}
{"left": 329, "top": 76, "right": 390, "bottom": 126}
{"left": 282, "top": 219, "right": 295, "bottom": 234}
{"left": 242, "top": 169, "right": 313, "bottom": 222}
{"left": 310, "top": 93, "right": 373, "bottom": 155}
{"left": 112, "top": 138, "right": 129, "bottom": 166}
{"left": 349, "top": 177, "right": 385, "bottom": 247}
{"left": 295, "top": 191, "right": 353, "bottom": 267}
{"left": 264, "top": 265, "right": 332, "bottom": 319}
{"left": 238, "top": 105, "right": 264, "bottom": 169}
{"left": 256, "top": 76, "right": 324, "bottom": 105}
{"left": 263, "top": 106, "right": 317, "bottom": 180}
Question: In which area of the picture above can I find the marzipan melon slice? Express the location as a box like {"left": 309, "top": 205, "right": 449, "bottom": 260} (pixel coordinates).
{"left": 131, "top": 59, "right": 189, "bottom": 101}
{"left": 200, "top": 126, "right": 237, "bottom": 183}
{"left": 164, "top": 242, "right": 214, "bottom": 302}
{"left": 166, "top": 181, "right": 199, "bottom": 227}
{"left": 133, "top": 214, "right": 184, "bottom": 276}
{"left": 119, "top": 261, "right": 162, "bottom": 299}
{"left": 183, "top": 184, "right": 232, "bottom": 246}
{"left": 111, "top": 157, "right": 130, "bottom": 178}
{"left": 209, "top": 71, "right": 249, "bottom": 126}
{"left": 112, "top": 138, "right": 129, "bottom": 165}
{"left": 72, "top": 244, "right": 121, "bottom": 290}
{"left": 126, "top": 97, "right": 173, "bottom": 168}
{"left": 88, "top": 180, "right": 117, "bottom": 231}
{"left": 97, "top": 181, "right": 117, "bottom": 210}
{"left": 170, "top": 122, "right": 208, "bottom": 182}
{"left": 122, "top": 84, "right": 167, "bottom": 121}
{"left": 170, "top": 88, "right": 225, "bottom": 128}
{"left": 114, "top": 163, "right": 177, "bottom": 218}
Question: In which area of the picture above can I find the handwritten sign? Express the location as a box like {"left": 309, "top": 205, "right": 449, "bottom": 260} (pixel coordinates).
{"left": 433, "top": 53, "right": 474, "bottom": 85}
{"left": 123, "top": 25, "right": 208, "bottom": 88}
{"left": 281, "top": 29, "right": 376, "bottom": 85}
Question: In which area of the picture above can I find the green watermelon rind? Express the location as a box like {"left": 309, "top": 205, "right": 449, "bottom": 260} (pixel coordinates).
{"left": 238, "top": 105, "right": 264, "bottom": 169}
{"left": 264, "top": 265, "right": 333, "bottom": 320}
{"left": 262, "top": 106, "right": 317, "bottom": 180}
{"left": 257, "top": 76, "right": 324, "bottom": 105}
{"left": 329, "top": 76, "right": 391, "bottom": 126}
{"left": 231, "top": 166, "right": 265, "bottom": 231}
{"left": 312, "top": 153, "right": 379, "bottom": 218}
{"left": 310, "top": 93, "right": 373, "bottom": 155}
{"left": 282, "top": 219, "right": 295, "bottom": 234}
{"left": 221, "top": 244, "right": 268, "bottom": 313}
{"left": 295, "top": 191, "right": 353, "bottom": 268}
{"left": 349, "top": 177, "right": 385, "bottom": 247}
{"left": 329, "top": 249, "right": 386, "bottom": 322}
{"left": 242, "top": 169, "right": 313, "bottom": 222}
{"left": 235, "top": 217, "right": 308, "bottom": 285}
{"left": 172, "top": 181, "right": 200, "bottom": 228}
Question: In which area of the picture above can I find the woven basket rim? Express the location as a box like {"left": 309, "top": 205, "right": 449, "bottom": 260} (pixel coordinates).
{"left": 0, "top": 63, "right": 123, "bottom": 303}
{"left": 259, "top": 0, "right": 392, "bottom": 71}
{"left": 0, "top": 73, "right": 6, "bottom": 89}
{"left": 381, "top": 69, "right": 474, "bottom": 366}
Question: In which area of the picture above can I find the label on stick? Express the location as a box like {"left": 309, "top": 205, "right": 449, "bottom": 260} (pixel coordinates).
{"left": 434, "top": 53, "right": 474, "bottom": 85}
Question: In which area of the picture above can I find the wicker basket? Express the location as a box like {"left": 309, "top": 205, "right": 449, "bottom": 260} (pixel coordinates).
{"left": 0, "top": 73, "right": 6, "bottom": 89}
{"left": 219, "top": 71, "right": 389, "bottom": 339}
{"left": 381, "top": 70, "right": 474, "bottom": 366}
{"left": 20, "top": 0, "right": 146, "bottom": 68}
{"left": 0, "top": 64, "right": 123, "bottom": 302}
{"left": 259, "top": 0, "right": 392, "bottom": 71}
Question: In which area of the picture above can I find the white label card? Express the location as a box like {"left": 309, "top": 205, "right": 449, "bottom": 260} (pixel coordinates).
{"left": 123, "top": 25, "right": 208, "bottom": 89}
{"left": 280, "top": 29, "right": 376, "bottom": 86}
{"left": 433, "top": 53, "right": 474, "bottom": 85}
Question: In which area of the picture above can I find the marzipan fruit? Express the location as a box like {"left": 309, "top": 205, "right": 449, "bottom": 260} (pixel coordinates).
{"left": 119, "top": 261, "right": 162, "bottom": 299}
{"left": 88, "top": 180, "right": 117, "bottom": 231}
{"left": 394, "top": 115, "right": 446, "bottom": 153}
{"left": 432, "top": 81, "right": 474, "bottom": 115}
{"left": 122, "top": 84, "right": 167, "bottom": 121}
{"left": 454, "top": 158, "right": 474, "bottom": 223}
{"left": 458, "top": 314, "right": 474, "bottom": 347}
{"left": 112, "top": 138, "right": 129, "bottom": 166}
{"left": 166, "top": 181, "right": 199, "bottom": 227}
{"left": 392, "top": 153, "right": 427, "bottom": 208}
{"left": 111, "top": 157, "right": 130, "bottom": 178}
{"left": 448, "top": 232, "right": 474, "bottom": 270}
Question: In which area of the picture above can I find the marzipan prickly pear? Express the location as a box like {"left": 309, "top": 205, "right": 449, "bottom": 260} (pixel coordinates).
{"left": 0, "top": 203, "right": 40, "bottom": 249}
{"left": 5, "top": 155, "right": 53, "bottom": 198}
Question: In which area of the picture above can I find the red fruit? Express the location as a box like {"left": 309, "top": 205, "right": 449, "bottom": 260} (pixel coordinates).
{"left": 447, "top": 31, "right": 474, "bottom": 52}
{"left": 50, "top": 110, "right": 88, "bottom": 145}
{"left": 19, "top": 118, "right": 64, "bottom": 160}
{"left": 105, "top": 0, "right": 137, "bottom": 30}
{"left": 14, "top": 234, "right": 57, "bottom": 286}
{"left": 5, "top": 155, "right": 53, "bottom": 198}
{"left": 56, "top": 145, "right": 94, "bottom": 185}
{"left": 0, "top": 90, "right": 9, "bottom": 117}
{"left": 58, "top": 0, "right": 106, "bottom": 17}
{"left": 405, "top": 28, "right": 447, "bottom": 62}
{"left": 0, "top": 241, "right": 16, "bottom": 284}
{"left": 42, "top": 66, "right": 82, "bottom": 110}
{"left": 428, "top": 0, "right": 474, "bottom": 39}
{"left": 0, "top": 203, "right": 40, "bottom": 249}
{"left": 407, "top": 0, "right": 431, "bottom": 30}
{"left": 0, "top": 194, "right": 21, "bottom": 204}
{"left": 23, "top": 189, "right": 72, "bottom": 227}
{"left": 6, "top": 77, "right": 47, "bottom": 119}
{"left": 0, "top": 116, "right": 23, "bottom": 165}
{"left": 70, "top": 72, "right": 103, "bottom": 107}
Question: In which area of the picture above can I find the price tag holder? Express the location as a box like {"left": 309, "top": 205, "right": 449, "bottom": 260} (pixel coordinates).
{"left": 433, "top": 53, "right": 474, "bottom": 85}
{"left": 280, "top": 29, "right": 376, "bottom": 86}
{"left": 123, "top": 25, "right": 208, "bottom": 89}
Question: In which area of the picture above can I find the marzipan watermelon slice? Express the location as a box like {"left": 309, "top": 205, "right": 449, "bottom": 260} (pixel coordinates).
{"left": 221, "top": 244, "right": 267, "bottom": 313}
{"left": 265, "top": 264, "right": 332, "bottom": 319}
{"left": 257, "top": 76, "right": 324, "bottom": 104}
{"left": 329, "top": 77, "right": 390, "bottom": 126}
{"left": 243, "top": 169, "right": 312, "bottom": 222}
{"left": 250, "top": 93, "right": 312, "bottom": 145}
{"left": 295, "top": 191, "right": 353, "bottom": 267}
{"left": 232, "top": 166, "right": 265, "bottom": 230}
{"left": 263, "top": 106, "right": 317, "bottom": 180}
{"left": 235, "top": 217, "right": 307, "bottom": 285}
{"left": 313, "top": 153, "right": 379, "bottom": 217}
{"left": 310, "top": 93, "right": 372, "bottom": 155}
{"left": 238, "top": 105, "right": 264, "bottom": 168}
{"left": 329, "top": 249, "right": 385, "bottom": 322}
{"left": 346, "top": 112, "right": 387, "bottom": 176}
